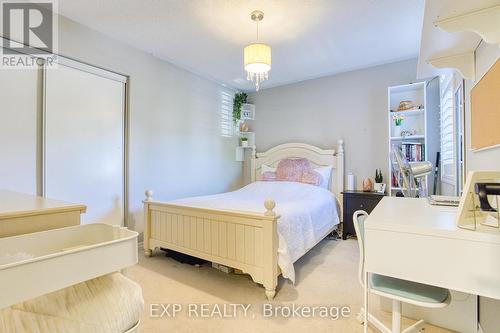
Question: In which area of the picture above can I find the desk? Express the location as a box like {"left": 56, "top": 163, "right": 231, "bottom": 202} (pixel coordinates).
{"left": 364, "top": 197, "right": 500, "bottom": 332}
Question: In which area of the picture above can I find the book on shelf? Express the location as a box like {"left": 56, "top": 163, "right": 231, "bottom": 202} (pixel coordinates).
{"left": 400, "top": 142, "right": 425, "bottom": 162}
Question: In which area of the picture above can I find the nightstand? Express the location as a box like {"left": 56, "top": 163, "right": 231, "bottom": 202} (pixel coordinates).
{"left": 342, "top": 190, "right": 385, "bottom": 240}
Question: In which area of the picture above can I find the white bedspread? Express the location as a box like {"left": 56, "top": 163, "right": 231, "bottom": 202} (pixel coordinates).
{"left": 0, "top": 273, "right": 143, "bottom": 333}
{"left": 172, "top": 181, "right": 340, "bottom": 283}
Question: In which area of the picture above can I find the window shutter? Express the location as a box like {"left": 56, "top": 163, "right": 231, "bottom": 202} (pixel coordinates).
{"left": 439, "top": 74, "right": 456, "bottom": 184}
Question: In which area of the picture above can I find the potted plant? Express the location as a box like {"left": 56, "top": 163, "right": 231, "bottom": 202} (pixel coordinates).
{"left": 233, "top": 92, "right": 248, "bottom": 125}
{"left": 240, "top": 136, "right": 249, "bottom": 147}
{"left": 374, "top": 169, "right": 385, "bottom": 193}
{"left": 392, "top": 114, "right": 405, "bottom": 137}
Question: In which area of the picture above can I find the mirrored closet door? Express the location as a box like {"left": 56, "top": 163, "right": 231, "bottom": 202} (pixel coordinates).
{"left": 0, "top": 66, "right": 40, "bottom": 194}
{"left": 44, "top": 58, "right": 126, "bottom": 225}
{"left": 0, "top": 44, "right": 127, "bottom": 226}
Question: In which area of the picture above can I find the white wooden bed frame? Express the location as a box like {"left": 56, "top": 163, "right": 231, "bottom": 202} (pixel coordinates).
{"left": 143, "top": 141, "right": 344, "bottom": 300}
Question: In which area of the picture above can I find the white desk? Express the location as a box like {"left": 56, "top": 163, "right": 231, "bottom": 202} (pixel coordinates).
{"left": 364, "top": 197, "right": 500, "bottom": 331}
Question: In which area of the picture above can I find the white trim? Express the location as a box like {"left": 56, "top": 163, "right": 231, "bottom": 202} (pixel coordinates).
{"left": 54, "top": 56, "right": 127, "bottom": 83}
{"left": 470, "top": 44, "right": 499, "bottom": 89}
{"left": 471, "top": 142, "right": 500, "bottom": 153}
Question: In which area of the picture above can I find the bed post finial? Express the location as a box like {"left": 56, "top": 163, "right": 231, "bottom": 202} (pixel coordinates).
{"left": 264, "top": 199, "right": 276, "bottom": 216}
{"left": 145, "top": 190, "right": 153, "bottom": 201}
{"left": 337, "top": 139, "right": 344, "bottom": 155}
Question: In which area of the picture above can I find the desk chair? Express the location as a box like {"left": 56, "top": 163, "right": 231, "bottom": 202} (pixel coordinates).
{"left": 353, "top": 210, "right": 451, "bottom": 333}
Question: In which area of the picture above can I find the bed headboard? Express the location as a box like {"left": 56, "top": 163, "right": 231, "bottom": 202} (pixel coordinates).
{"left": 251, "top": 140, "right": 345, "bottom": 203}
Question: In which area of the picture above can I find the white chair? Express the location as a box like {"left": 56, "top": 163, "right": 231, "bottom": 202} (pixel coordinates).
{"left": 353, "top": 210, "right": 450, "bottom": 333}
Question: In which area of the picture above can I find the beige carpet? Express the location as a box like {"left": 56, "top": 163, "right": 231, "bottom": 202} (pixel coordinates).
{"left": 127, "top": 239, "right": 454, "bottom": 333}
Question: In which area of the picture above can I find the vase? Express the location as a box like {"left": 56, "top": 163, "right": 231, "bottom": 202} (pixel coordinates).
{"left": 394, "top": 125, "right": 402, "bottom": 137}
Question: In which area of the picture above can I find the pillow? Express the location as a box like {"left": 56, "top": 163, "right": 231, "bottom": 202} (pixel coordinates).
{"left": 260, "top": 164, "right": 277, "bottom": 175}
{"left": 275, "top": 158, "right": 321, "bottom": 186}
{"left": 315, "top": 166, "right": 333, "bottom": 189}
{"left": 262, "top": 171, "right": 277, "bottom": 181}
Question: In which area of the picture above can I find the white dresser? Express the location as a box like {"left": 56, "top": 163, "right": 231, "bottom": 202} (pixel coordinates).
{"left": 0, "top": 190, "right": 86, "bottom": 237}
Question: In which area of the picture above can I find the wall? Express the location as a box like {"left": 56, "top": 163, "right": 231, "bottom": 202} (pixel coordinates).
{"left": 55, "top": 16, "right": 242, "bottom": 234}
{"left": 465, "top": 41, "right": 500, "bottom": 333}
{"left": 246, "top": 59, "right": 418, "bottom": 188}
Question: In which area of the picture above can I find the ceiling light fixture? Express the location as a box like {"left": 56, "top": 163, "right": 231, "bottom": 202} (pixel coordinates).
{"left": 244, "top": 10, "right": 271, "bottom": 91}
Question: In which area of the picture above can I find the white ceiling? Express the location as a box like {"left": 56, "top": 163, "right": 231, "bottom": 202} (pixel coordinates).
{"left": 57, "top": 0, "right": 425, "bottom": 91}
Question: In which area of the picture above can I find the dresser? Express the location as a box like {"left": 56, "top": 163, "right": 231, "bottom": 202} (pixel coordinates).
{"left": 342, "top": 190, "right": 384, "bottom": 240}
{"left": 0, "top": 190, "right": 86, "bottom": 237}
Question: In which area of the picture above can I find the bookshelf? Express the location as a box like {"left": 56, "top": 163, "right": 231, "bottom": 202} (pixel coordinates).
{"left": 387, "top": 81, "right": 440, "bottom": 196}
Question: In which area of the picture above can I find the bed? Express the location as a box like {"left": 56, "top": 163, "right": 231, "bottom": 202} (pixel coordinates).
{"left": 143, "top": 141, "right": 345, "bottom": 300}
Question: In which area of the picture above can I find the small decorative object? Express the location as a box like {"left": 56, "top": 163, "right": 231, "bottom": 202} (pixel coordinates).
{"left": 374, "top": 169, "right": 385, "bottom": 193}
{"left": 241, "top": 103, "right": 255, "bottom": 120}
{"left": 240, "top": 137, "right": 249, "bottom": 147}
{"left": 347, "top": 172, "right": 356, "bottom": 191}
{"left": 397, "top": 100, "right": 415, "bottom": 111}
{"left": 240, "top": 122, "right": 249, "bottom": 132}
{"left": 233, "top": 92, "right": 248, "bottom": 124}
{"left": 393, "top": 114, "right": 405, "bottom": 137}
{"left": 362, "top": 177, "right": 373, "bottom": 192}
{"left": 401, "top": 129, "right": 418, "bottom": 137}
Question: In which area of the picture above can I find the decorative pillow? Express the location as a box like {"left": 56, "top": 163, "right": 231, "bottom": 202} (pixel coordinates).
{"left": 262, "top": 171, "right": 277, "bottom": 181}
{"left": 301, "top": 170, "right": 322, "bottom": 186}
{"left": 261, "top": 164, "right": 277, "bottom": 175}
{"left": 275, "top": 158, "right": 321, "bottom": 185}
{"left": 315, "top": 166, "right": 333, "bottom": 189}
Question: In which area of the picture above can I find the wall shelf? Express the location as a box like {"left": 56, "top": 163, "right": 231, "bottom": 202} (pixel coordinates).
{"left": 390, "top": 135, "right": 425, "bottom": 141}
{"left": 434, "top": 4, "right": 500, "bottom": 47}
{"left": 428, "top": 52, "right": 475, "bottom": 80}
{"left": 235, "top": 104, "right": 256, "bottom": 162}
{"left": 390, "top": 109, "right": 425, "bottom": 116}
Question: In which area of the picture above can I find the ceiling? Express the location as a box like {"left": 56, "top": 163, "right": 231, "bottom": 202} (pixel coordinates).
{"left": 57, "top": 0, "right": 425, "bottom": 91}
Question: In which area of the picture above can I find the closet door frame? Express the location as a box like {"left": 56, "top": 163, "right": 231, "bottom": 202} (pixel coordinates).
{"left": 41, "top": 56, "right": 130, "bottom": 227}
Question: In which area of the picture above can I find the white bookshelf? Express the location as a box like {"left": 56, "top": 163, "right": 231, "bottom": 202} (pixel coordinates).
{"left": 387, "top": 81, "right": 440, "bottom": 196}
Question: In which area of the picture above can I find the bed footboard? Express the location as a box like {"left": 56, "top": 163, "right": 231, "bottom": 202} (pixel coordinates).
{"left": 143, "top": 190, "right": 280, "bottom": 300}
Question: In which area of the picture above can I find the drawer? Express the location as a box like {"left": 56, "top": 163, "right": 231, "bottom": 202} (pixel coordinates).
{"left": 346, "top": 198, "right": 380, "bottom": 214}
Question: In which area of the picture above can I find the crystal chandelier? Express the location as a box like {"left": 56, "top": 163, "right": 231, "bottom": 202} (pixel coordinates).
{"left": 244, "top": 10, "right": 271, "bottom": 91}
